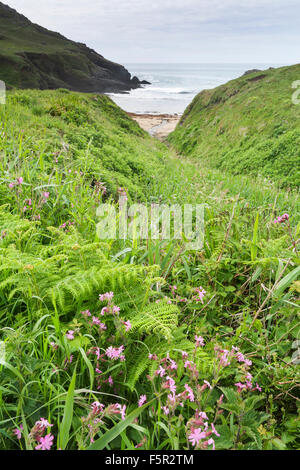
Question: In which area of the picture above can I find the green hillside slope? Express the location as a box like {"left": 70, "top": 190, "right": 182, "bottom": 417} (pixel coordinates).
{"left": 169, "top": 64, "right": 300, "bottom": 188}
{"left": 0, "top": 89, "right": 176, "bottom": 228}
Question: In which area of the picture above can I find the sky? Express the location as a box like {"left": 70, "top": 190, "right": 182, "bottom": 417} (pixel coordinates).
{"left": 3, "top": 0, "right": 300, "bottom": 64}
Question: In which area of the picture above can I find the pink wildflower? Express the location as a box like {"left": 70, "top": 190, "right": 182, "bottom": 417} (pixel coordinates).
{"left": 235, "top": 382, "right": 247, "bottom": 393}
{"left": 274, "top": 213, "right": 289, "bottom": 224}
{"left": 195, "top": 287, "right": 206, "bottom": 303}
{"left": 188, "top": 428, "right": 207, "bottom": 447}
{"left": 81, "top": 310, "right": 91, "bottom": 317}
{"left": 203, "top": 380, "right": 213, "bottom": 390}
{"left": 236, "top": 351, "right": 252, "bottom": 367}
{"left": 91, "top": 401, "right": 105, "bottom": 415}
{"left": 108, "top": 376, "right": 114, "bottom": 385}
{"left": 195, "top": 335, "right": 205, "bottom": 347}
{"left": 211, "top": 423, "right": 220, "bottom": 437}
{"left": 148, "top": 353, "right": 158, "bottom": 360}
{"left": 124, "top": 320, "right": 132, "bottom": 332}
{"left": 66, "top": 330, "right": 74, "bottom": 340}
{"left": 170, "top": 285, "right": 177, "bottom": 296}
{"left": 167, "top": 393, "right": 176, "bottom": 405}
{"left": 116, "top": 404, "right": 126, "bottom": 420}
{"left": 99, "top": 292, "right": 114, "bottom": 302}
{"left": 207, "top": 437, "right": 215, "bottom": 450}
{"left": 35, "top": 433, "right": 54, "bottom": 450}
{"left": 219, "top": 349, "right": 231, "bottom": 366}
{"left": 94, "top": 347, "right": 101, "bottom": 360}
{"left": 198, "top": 411, "right": 209, "bottom": 421}
{"left": 184, "top": 360, "right": 193, "bottom": 370}
{"left": 236, "top": 351, "right": 246, "bottom": 362}
{"left": 13, "top": 425, "right": 23, "bottom": 440}
{"left": 138, "top": 395, "right": 147, "bottom": 407}
{"left": 184, "top": 384, "right": 195, "bottom": 402}
{"left": 246, "top": 373, "right": 253, "bottom": 389}
{"left": 217, "top": 394, "right": 224, "bottom": 405}
{"left": 100, "top": 306, "right": 109, "bottom": 315}
{"left": 156, "top": 366, "right": 166, "bottom": 377}
{"left": 105, "top": 345, "right": 124, "bottom": 360}
{"left": 164, "top": 376, "right": 177, "bottom": 394}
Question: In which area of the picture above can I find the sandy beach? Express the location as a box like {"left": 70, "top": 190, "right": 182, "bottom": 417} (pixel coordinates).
{"left": 127, "top": 113, "right": 181, "bottom": 140}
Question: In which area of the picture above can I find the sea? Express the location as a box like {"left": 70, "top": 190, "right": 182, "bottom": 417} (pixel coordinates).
{"left": 109, "top": 63, "right": 284, "bottom": 115}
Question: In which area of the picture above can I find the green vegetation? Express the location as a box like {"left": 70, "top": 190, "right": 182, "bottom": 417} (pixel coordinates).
{"left": 0, "top": 86, "right": 299, "bottom": 450}
{"left": 169, "top": 64, "right": 300, "bottom": 188}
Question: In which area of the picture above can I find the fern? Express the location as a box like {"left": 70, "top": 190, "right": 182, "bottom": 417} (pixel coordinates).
{"left": 126, "top": 326, "right": 194, "bottom": 390}
{"left": 0, "top": 207, "right": 169, "bottom": 361}
{"left": 128, "top": 300, "right": 179, "bottom": 340}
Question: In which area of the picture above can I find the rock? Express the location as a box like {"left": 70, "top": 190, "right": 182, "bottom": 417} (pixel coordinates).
{"left": 243, "top": 69, "right": 261, "bottom": 76}
{"left": 131, "top": 76, "right": 139, "bottom": 83}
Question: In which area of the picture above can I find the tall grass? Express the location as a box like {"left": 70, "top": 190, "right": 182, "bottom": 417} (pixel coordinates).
{"left": 0, "top": 89, "right": 299, "bottom": 450}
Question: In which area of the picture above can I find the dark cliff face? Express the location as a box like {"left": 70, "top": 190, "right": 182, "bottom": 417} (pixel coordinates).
{"left": 0, "top": 2, "right": 145, "bottom": 93}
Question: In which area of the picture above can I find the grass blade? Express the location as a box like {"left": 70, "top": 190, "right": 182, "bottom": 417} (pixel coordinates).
{"left": 59, "top": 367, "right": 77, "bottom": 450}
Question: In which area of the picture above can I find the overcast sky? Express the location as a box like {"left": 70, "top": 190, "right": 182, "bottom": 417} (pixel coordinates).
{"left": 4, "top": 0, "right": 300, "bottom": 64}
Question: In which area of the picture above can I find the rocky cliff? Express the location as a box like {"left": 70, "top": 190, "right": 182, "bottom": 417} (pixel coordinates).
{"left": 0, "top": 2, "right": 147, "bottom": 92}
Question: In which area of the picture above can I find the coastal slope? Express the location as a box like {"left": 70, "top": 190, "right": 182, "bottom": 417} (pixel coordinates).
{"left": 0, "top": 2, "right": 144, "bottom": 93}
{"left": 169, "top": 64, "right": 300, "bottom": 188}
{"left": 0, "top": 87, "right": 299, "bottom": 450}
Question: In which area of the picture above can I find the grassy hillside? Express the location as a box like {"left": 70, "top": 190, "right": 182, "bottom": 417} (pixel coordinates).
{"left": 0, "top": 89, "right": 174, "bottom": 221}
{"left": 0, "top": 2, "right": 141, "bottom": 92}
{"left": 0, "top": 89, "right": 299, "bottom": 450}
{"left": 169, "top": 64, "right": 300, "bottom": 188}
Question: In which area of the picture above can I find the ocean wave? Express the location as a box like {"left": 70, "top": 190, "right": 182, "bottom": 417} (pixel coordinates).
{"left": 147, "top": 87, "right": 193, "bottom": 94}
{"left": 111, "top": 63, "right": 279, "bottom": 114}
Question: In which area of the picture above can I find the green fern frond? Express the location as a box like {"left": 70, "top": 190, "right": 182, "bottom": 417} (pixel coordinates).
{"left": 129, "top": 300, "right": 179, "bottom": 340}
{"left": 125, "top": 326, "right": 194, "bottom": 390}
